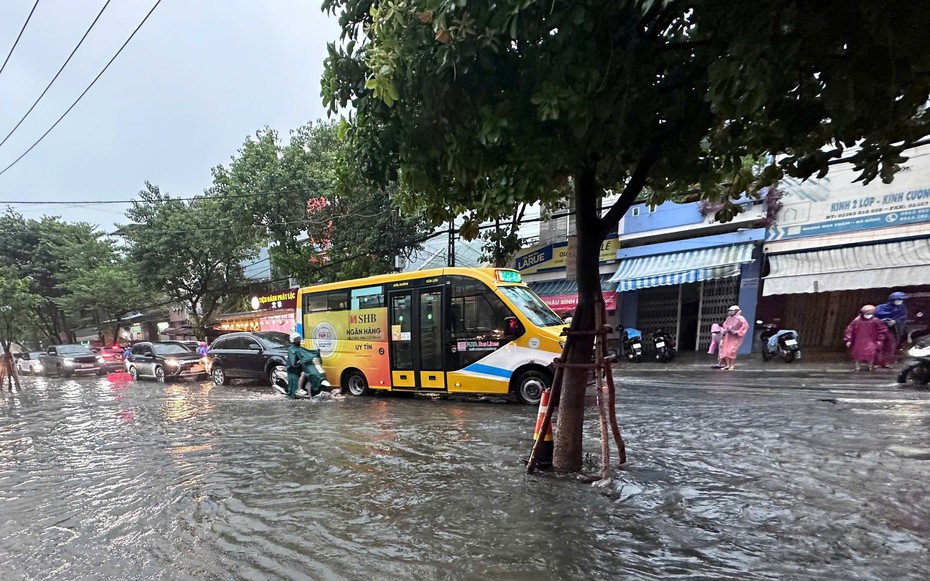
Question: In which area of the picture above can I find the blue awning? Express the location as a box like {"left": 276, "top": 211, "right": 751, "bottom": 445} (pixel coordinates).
{"left": 529, "top": 275, "right": 618, "bottom": 296}
{"left": 607, "top": 244, "right": 755, "bottom": 291}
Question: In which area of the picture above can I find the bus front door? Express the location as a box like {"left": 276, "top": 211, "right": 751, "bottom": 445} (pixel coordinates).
{"left": 389, "top": 287, "right": 446, "bottom": 391}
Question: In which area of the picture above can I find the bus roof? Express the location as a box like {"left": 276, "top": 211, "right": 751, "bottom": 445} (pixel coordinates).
{"left": 296, "top": 267, "right": 523, "bottom": 295}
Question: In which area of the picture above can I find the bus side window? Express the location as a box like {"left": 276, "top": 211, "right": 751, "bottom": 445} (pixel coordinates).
{"left": 304, "top": 293, "right": 327, "bottom": 313}
{"left": 351, "top": 286, "right": 384, "bottom": 310}
{"left": 448, "top": 276, "right": 515, "bottom": 370}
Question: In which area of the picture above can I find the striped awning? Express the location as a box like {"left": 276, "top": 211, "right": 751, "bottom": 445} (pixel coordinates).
{"left": 529, "top": 275, "right": 618, "bottom": 297}
{"left": 608, "top": 244, "right": 755, "bottom": 291}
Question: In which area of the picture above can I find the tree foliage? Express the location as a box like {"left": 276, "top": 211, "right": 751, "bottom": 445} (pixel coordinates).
{"left": 121, "top": 183, "right": 257, "bottom": 339}
{"left": 0, "top": 209, "right": 110, "bottom": 344}
{"left": 323, "top": 0, "right": 930, "bottom": 471}
{"left": 209, "top": 120, "right": 431, "bottom": 284}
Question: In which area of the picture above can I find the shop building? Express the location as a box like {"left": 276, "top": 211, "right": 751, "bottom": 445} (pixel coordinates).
{"left": 609, "top": 199, "right": 768, "bottom": 354}
{"left": 760, "top": 145, "right": 930, "bottom": 349}
{"left": 210, "top": 288, "right": 298, "bottom": 339}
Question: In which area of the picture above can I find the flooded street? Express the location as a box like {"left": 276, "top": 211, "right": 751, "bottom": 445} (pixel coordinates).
{"left": 2, "top": 370, "right": 930, "bottom": 580}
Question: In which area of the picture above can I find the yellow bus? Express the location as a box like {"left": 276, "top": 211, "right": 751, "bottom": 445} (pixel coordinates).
{"left": 295, "top": 268, "right": 566, "bottom": 404}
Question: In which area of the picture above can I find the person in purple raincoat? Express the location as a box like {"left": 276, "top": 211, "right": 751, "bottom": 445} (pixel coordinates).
{"left": 844, "top": 305, "right": 889, "bottom": 371}
{"left": 874, "top": 291, "right": 908, "bottom": 367}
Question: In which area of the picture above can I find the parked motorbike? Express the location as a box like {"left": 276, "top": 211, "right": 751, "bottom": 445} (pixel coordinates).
{"left": 897, "top": 335, "right": 930, "bottom": 386}
{"left": 757, "top": 319, "right": 801, "bottom": 363}
{"left": 650, "top": 329, "right": 676, "bottom": 363}
{"left": 621, "top": 328, "right": 644, "bottom": 363}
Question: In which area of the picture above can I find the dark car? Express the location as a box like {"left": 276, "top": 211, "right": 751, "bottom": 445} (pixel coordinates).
{"left": 39, "top": 344, "right": 105, "bottom": 377}
{"left": 127, "top": 342, "right": 206, "bottom": 382}
{"left": 92, "top": 345, "right": 126, "bottom": 373}
{"left": 206, "top": 331, "right": 289, "bottom": 386}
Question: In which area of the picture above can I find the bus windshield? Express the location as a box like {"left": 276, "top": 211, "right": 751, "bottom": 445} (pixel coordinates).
{"left": 498, "top": 286, "right": 564, "bottom": 328}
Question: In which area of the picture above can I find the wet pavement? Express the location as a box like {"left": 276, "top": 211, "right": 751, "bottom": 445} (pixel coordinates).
{"left": 1, "top": 368, "right": 929, "bottom": 580}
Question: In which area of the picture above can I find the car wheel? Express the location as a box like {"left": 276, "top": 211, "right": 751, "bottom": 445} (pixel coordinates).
{"left": 97, "top": 367, "right": 107, "bottom": 376}
{"left": 345, "top": 370, "right": 370, "bottom": 396}
{"left": 513, "top": 370, "right": 549, "bottom": 406}
{"left": 782, "top": 351, "right": 796, "bottom": 363}
{"left": 154, "top": 366, "right": 165, "bottom": 382}
{"left": 212, "top": 366, "right": 228, "bottom": 386}
{"left": 129, "top": 366, "right": 139, "bottom": 381}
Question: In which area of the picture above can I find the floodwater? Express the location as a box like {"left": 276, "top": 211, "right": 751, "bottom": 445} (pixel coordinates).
{"left": 1, "top": 369, "right": 929, "bottom": 580}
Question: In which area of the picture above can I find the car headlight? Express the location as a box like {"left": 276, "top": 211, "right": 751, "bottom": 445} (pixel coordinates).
{"left": 63, "top": 358, "right": 74, "bottom": 366}
{"left": 34, "top": 364, "right": 43, "bottom": 371}
{"left": 166, "top": 358, "right": 180, "bottom": 367}
{"left": 95, "top": 356, "right": 105, "bottom": 363}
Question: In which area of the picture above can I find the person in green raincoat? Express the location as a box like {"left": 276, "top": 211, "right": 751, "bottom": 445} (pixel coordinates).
{"left": 286, "top": 332, "right": 309, "bottom": 398}
{"left": 286, "top": 332, "right": 332, "bottom": 398}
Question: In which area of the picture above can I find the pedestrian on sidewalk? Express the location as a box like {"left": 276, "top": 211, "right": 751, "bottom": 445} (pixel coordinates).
{"left": 720, "top": 305, "right": 748, "bottom": 370}
{"left": 709, "top": 323, "right": 724, "bottom": 368}
{"left": 844, "top": 304, "right": 888, "bottom": 371}
{"left": 875, "top": 291, "right": 908, "bottom": 368}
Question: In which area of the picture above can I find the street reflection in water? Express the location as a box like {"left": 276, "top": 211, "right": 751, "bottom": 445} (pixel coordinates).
{"left": 2, "top": 371, "right": 929, "bottom": 580}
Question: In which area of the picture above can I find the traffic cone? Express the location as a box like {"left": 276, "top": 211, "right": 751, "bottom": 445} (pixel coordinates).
{"left": 533, "top": 389, "right": 554, "bottom": 467}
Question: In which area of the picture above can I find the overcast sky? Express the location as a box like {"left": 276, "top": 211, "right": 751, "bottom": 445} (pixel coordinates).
{"left": 0, "top": 0, "right": 340, "bottom": 233}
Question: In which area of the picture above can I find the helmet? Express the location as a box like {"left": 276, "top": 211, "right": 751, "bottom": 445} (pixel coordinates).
{"left": 889, "top": 291, "right": 908, "bottom": 301}
{"left": 289, "top": 332, "right": 302, "bottom": 343}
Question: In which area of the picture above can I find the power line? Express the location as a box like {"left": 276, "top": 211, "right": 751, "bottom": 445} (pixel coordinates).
{"left": 0, "top": 0, "right": 162, "bottom": 179}
{"left": 0, "top": 0, "right": 40, "bottom": 79}
{"left": 0, "top": 0, "right": 112, "bottom": 152}
{"left": 0, "top": 188, "right": 312, "bottom": 205}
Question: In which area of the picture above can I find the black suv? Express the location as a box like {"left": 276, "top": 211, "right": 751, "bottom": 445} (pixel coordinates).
{"left": 206, "top": 331, "right": 289, "bottom": 386}
{"left": 127, "top": 342, "right": 206, "bottom": 382}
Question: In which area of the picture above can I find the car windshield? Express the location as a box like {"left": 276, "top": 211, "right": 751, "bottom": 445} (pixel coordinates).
{"left": 498, "top": 286, "right": 565, "bottom": 328}
{"left": 153, "top": 343, "right": 192, "bottom": 355}
{"left": 255, "top": 332, "right": 290, "bottom": 349}
{"left": 29, "top": 352, "right": 43, "bottom": 359}
{"left": 58, "top": 345, "right": 93, "bottom": 355}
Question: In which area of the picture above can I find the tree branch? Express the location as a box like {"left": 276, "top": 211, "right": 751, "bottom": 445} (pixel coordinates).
{"left": 600, "top": 140, "right": 664, "bottom": 238}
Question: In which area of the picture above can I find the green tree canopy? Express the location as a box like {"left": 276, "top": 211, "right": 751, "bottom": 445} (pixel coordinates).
{"left": 323, "top": 0, "right": 930, "bottom": 471}
{"left": 209, "top": 120, "right": 431, "bottom": 284}
{"left": 0, "top": 209, "right": 109, "bottom": 343}
{"left": 121, "top": 183, "right": 258, "bottom": 339}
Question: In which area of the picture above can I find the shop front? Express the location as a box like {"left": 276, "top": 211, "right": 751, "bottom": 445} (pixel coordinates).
{"left": 761, "top": 149, "right": 930, "bottom": 350}
{"left": 610, "top": 232, "right": 763, "bottom": 353}
{"left": 210, "top": 288, "right": 298, "bottom": 339}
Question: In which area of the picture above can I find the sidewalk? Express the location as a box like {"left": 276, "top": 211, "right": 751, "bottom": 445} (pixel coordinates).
{"left": 613, "top": 350, "right": 899, "bottom": 374}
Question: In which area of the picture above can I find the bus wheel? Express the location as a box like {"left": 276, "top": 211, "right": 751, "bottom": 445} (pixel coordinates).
{"left": 345, "top": 370, "right": 371, "bottom": 397}
{"left": 514, "top": 370, "right": 548, "bottom": 405}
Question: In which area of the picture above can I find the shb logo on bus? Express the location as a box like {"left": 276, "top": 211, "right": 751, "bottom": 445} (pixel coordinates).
{"left": 312, "top": 322, "right": 338, "bottom": 358}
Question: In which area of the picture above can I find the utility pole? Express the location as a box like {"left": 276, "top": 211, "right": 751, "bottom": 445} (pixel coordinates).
{"left": 447, "top": 220, "right": 455, "bottom": 267}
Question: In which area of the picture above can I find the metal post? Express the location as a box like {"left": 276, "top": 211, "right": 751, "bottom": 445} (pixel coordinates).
{"left": 447, "top": 220, "right": 455, "bottom": 267}
{"left": 696, "top": 280, "right": 705, "bottom": 351}
{"left": 675, "top": 283, "right": 682, "bottom": 348}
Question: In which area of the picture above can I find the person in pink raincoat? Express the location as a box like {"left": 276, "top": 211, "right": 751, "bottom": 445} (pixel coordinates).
{"left": 720, "top": 305, "right": 748, "bottom": 370}
{"left": 844, "top": 304, "right": 889, "bottom": 371}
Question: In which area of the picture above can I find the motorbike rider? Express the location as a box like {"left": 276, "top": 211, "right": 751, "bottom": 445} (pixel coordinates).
{"left": 875, "top": 291, "right": 908, "bottom": 368}
{"left": 286, "top": 332, "right": 308, "bottom": 399}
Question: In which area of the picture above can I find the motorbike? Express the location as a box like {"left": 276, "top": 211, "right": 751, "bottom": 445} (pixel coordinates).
{"left": 757, "top": 319, "right": 801, "bottom": 363}
{"left": 650, "top": 329, "right": 676, "bottom": 363}
{"left": 897, "top": 335, "right": 930, "bottom": 386}
{"left": 272, "top": 348, "right": 332, "bottom": 397}
{"left": 620, "top": 328, "right": 644, "bottom": 363}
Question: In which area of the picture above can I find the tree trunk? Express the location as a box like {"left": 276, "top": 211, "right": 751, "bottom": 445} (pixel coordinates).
{"left": 553, "top": 162, "right": 606, "bottom": 472}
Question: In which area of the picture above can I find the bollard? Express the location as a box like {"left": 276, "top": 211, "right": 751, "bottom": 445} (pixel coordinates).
{"left": 533, "top": 389, "right": 554, "bottom": 467}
